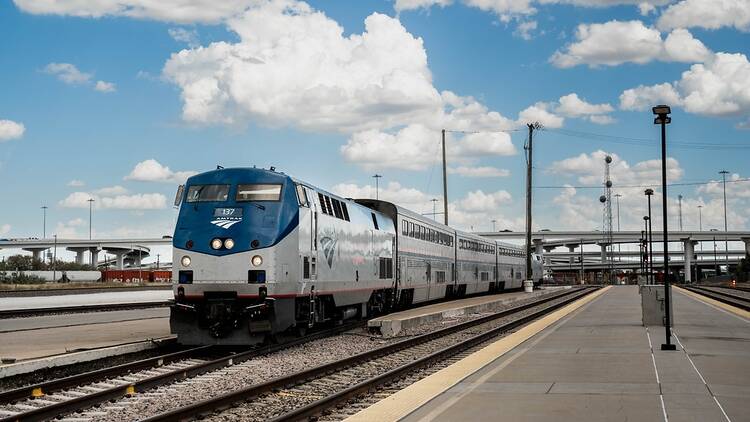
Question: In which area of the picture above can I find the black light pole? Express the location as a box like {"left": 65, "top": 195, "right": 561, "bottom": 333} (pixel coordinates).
{"left": 640, "top": 230, "right": 646, "bottom": 275}
{"left": 643, "top": 216, "right": 651, "bottom": 283}
{"left": 653, "top": 104, "right": 676, "bottom": 351}
{"left": 711, "top": 229, "right": 719, "bottom": 275}
{"left": 645, "top": 188, "right": 654, "bottom": 284}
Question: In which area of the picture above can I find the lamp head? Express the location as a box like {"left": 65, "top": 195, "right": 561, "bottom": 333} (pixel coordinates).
{"left": 652, "top": 105, "right": 671, "bottom": 115}
{"left": 643, "top": 216, "right": 650, "bottom": 221}
{"left": 644, "top": 188, "right": 654, "bottom": 196}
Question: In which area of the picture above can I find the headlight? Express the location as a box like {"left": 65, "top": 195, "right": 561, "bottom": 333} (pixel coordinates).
{"left": 211, "top": 238, "right": 223, "bottom": 250}
{"left": 251, "top": 255, "right": 263, "bottom": 267}
{"left": 224, "top": 238, "right": 235, "bottom": 250}
{"left": 181, "top": 256, "right": 191, "bottom": 267}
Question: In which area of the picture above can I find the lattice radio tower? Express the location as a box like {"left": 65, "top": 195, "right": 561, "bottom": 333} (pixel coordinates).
{"left": 599, "top": 155, "right": 614, "bottom": 283}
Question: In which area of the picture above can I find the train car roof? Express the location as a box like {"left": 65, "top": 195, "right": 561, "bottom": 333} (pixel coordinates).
{"left": 353, "top": 199, "right": 454, "bottom": 232}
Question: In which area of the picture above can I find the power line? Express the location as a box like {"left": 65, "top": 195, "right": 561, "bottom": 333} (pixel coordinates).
{"left": 444, "top": 128, "right": 524, "bottom": 134}
{"left": 543, "top": 128, "right": 750, "bottom": 150}
{"left": 534, "top": 177, "right": 750, "bottom": 190}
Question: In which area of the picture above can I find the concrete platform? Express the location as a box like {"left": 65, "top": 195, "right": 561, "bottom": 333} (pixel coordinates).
{"left": 0, "top": 289, "right": 172, "bottom": 311}
{"left": 369, "top": 288, "right": 568, "bottom": 337}
{"left": 349, "top": 285, "right": 750, "bottom": 422}
{"left": 0, "top": 309, "right": 171, "bottom": 361}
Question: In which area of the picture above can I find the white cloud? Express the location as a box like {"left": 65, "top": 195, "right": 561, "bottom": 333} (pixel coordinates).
{"left": 94, "top": 185, "right": 128, "bottom": 196}
{"left": 59, "top": 191, "right": 167, "bottom": 210}
{"left": 43, "top": 62, "right": 91, "bottom": 84}
{"left": 163, "top": 5, "right": 442, "bottom": 132}
{"left": 619, "top": 82, "right": 682, "bottom": 111}
{"left": 125, "top": 159, "right": 197, "bottom": 183}
{"left": 620, "top": 52, "right": 750, "bottom": 117}
{"left": 698, "top": 173, "right": 750, "bottom": 199}
{"left": 94, "top": 80, "right": 116, "bottom": 93}
{"left": 0, "top": 224, "right": 10, "bottom": 236}
{"left": 43, "top": 62, "right": 116, "bottom": 93}
{"left": 550, "top": 21, "right": 711, "bottom": 68}
{"left": 332, "top": 181, "right": 521, "bottom": 231}
{"left": 555, "top": 93, "right": 615, "bottom": 124}
{"left": 517, "top": 103, "right": 564, "bottom": 128}
{"left": 514, "top": 20, "right": 538, "bottom": 40}
{"left": 657, "top": 0, "right": 750, "bottom": 32}
{"left": 394, "top": 0, "right": 453, "bottom": 12}
{"left": 549, "top": 150, "right": 684, "bottom": 186}
{"left": 638, "top": 2, "right": 656, "bottom": 15}
{"left": 459, "top": 189, "right": 512, "bottom": 212}
{"left": 13, "top": 0, "right": 259, "bottom": 24}
{"left": 449, "top": 166, "right": 510, "bottom": 177}
{"left": 462, "top": 0, "right": 536, "bottom": 20}
{"left": 0, "top": 119, "right": 25, "bottom": 141}
{"left": 341, "top": 124, "right": 516, "bottom": 171}
{"left": 67, "top": 179, "right": 85, "bottom": 187}
{"left": 100, "top": 194, "right": 167, "bottom": 209}
{"left": 168, "top": 27, "right": 200, "bottom": 47}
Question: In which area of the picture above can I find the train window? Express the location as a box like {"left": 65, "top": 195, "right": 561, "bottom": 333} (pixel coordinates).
{"left": 317, "top": 193, "right": 328, "bottom": 214}
{"left": 295, "top": 184, "right": 308, "bottom": 207}
{"left": 341, "top": 202, "right": 350, "bottom": 221}
{"left": 371, "top": 212, "right": 379, "bottom": 230}
{"left": 236, "top": 184, "right": 282, "bottom": 201}
{"left": 408, "top": 221, "right": 414, "bottom": 237}
{"left": 324, "top": 196, "right": 334, "bottom": 217}
{"left": 331, "top": 198, "right": 343, "bottom": 219}
{"left": 402, "top": 221, "right": 408, "bottom": 235}
{"left": 186, "top": 184, "right": 229, "bottom": 202}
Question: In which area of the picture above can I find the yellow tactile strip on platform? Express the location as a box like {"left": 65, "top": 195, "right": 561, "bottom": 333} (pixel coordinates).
{"left": 675, "top": 286, "right": 750, "bottom": 320}
{"left": 345, "top": 286, "right": 611, "bottom": 422}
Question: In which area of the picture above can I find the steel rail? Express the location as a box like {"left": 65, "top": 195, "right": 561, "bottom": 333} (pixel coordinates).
{"left": 0, "top": 321, "right": 363, "bottom": 422}
{"left": 0, "top": 345, "right": 210, "bottom": 404}
{"left": 0, "top": 301, "right": 171, "bottom": 319}
{"left": 142, "top": 287, "right": 595, "bottom": 422}
{"left": 685, "top": 286, "right": 750, "bottom": 311}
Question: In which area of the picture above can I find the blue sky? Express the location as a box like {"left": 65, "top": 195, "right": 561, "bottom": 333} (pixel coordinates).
{"left": 0, "top": 0, "right": 748, "bottom": 262}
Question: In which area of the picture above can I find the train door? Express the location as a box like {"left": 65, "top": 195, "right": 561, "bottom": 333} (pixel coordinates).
{"left": 303, "top": 186, "right": 318, "bottom": 282}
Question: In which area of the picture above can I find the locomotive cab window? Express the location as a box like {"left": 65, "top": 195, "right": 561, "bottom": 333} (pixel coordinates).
{"left": 186, "top": 184, "right": 230, "bottom": 202}
{"left": 295, "top": 184, "right": 309, "bottom": 207}
{"left": 236, "top": 184, "right": 282, "bottom": 201}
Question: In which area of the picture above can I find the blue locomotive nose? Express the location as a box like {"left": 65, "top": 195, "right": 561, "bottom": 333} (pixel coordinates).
{"left": 173, "top": 168, "right": 299, "bottom": 255}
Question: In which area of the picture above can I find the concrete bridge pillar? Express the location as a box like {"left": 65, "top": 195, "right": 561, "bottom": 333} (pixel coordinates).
{"left": 23, "top": 248, "right": 47, "bottom": 261}
{"left": 600, "top": 244, "right": 607, "bottom": 263}
{"left": 89, "top": 248, "right": 100, "bottom": 267}
{"left": 67, "top": 247, "right": 88, "bottom": 265}
{"left": 683, "top": 239, "right": 696, "bottom": 283}
{"left": 743, "top": 237, "right": 750, "bottom": 259}
{"left": 114, "top": 252, "right": 126, "bottom": 270}
{"left": 566, "top": 244, "right": 577, "bottom": 265}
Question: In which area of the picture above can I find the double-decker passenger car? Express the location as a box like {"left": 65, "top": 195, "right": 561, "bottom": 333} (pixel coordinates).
{"left": 171, "top": 167, "right": 542, "bottom": 345}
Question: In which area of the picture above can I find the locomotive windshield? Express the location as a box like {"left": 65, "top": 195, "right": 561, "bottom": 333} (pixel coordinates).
{"left": 186, "top": 184, "right": 230, "bottom": 202}
{"left": 236, "top": 184, "right": 282, "bottom": 201}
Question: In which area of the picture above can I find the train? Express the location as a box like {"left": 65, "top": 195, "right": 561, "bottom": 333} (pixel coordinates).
{"left": 170, "top": 167, "right": 543, "bottom": 345}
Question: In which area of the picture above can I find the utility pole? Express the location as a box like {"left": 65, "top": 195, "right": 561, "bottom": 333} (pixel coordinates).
{"left": 431, "top": 199, "right": 438, "bottom": 222}
{"left": 441, "top": 129, "right": 449, "bottom": 226}
{"left": 678, "top": 194, "right": 683, "bottom": 231}
{"left": 492, "top": 219, "right": 497, "bottom": 232}
{"left": 614, "top": 193, "right": 622, "bottom": 261}
{"left": 719, "top": 170, "right": 730, "bottom": 272}
{"left": 41, "top": 206, "right": 48, "bottom": 238}
{"left": 525, "top": 123, "right": 539, "bottom": 286}
{"left": 88, "top": 198, "right": 95, "bottom": 240}
{"left": 698, "top": 205, "right": 703, "bottom": 252}
{"left": 372, "top": 174, "right": 382, "bottom": 200}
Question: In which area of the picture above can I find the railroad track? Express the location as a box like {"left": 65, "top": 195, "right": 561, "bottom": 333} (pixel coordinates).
{"left": 0, "top": 322, "right": 362, "bottom": 422}
{"left": 0, "top": 301, "right": 171, "bottom": 319}
{"left": 141, "top": 287, "right": 597, "bottom": 422}
{"left": 684, "top": 286, "right": 750, "bottom": 311}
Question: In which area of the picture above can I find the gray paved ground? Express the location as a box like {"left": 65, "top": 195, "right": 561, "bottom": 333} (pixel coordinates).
{"left": 0, "top": 309, "right": 170, "bottom": 360}
{"left": 403, "top": 285, "right": 749, "bottom": 422}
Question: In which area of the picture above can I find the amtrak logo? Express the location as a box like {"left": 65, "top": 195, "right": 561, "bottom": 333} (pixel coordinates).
{"left": 319, "top": 235, "right": 338, "bottom": 268}
{"left": 211, "top": 219, "right": 241, "bottom": 229}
